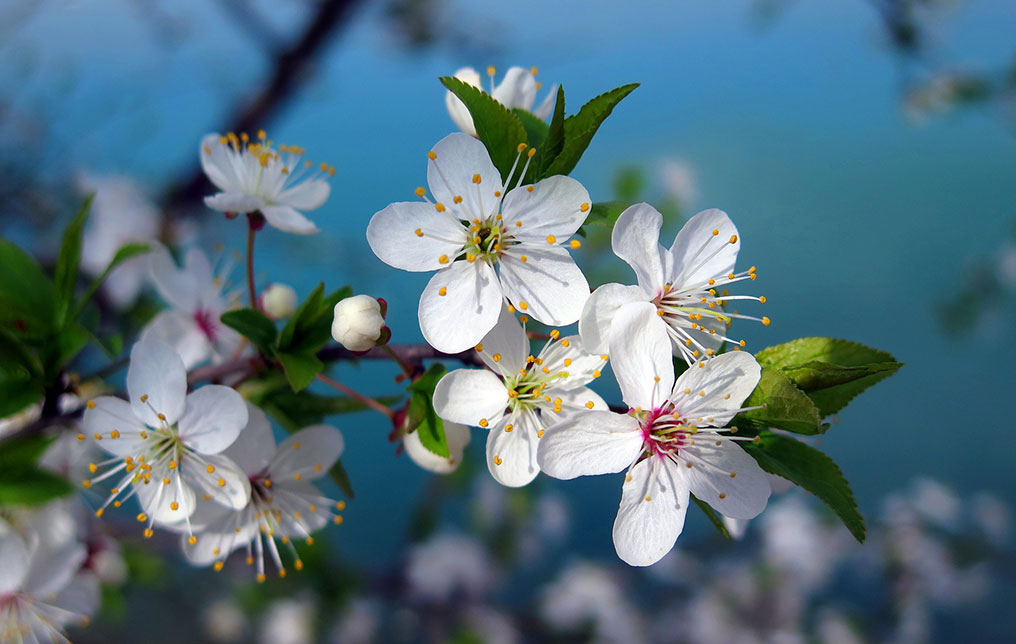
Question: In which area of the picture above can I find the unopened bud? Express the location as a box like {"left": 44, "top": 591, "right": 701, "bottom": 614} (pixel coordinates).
{"left": 261, "top": 283, "right": 298, "bottom": 319}
{"left": 332, "top": 295, "right": 385, "bottom": 351}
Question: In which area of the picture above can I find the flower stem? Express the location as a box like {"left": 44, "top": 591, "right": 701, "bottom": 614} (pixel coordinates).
{"left": 246, "top": 216, "right": 259, "bottom": 310}
{"left": 315, "top": 373, "right": 395, "bottom": 419}
{"left": 381, "top": 343, "right": 414, "bottom": 379}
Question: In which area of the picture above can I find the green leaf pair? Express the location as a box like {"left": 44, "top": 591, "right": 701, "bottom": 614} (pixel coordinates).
{"left": 220, "top": 283, "right": 352, "bottom": 392}
{"left": 440, "top": 77, "right": 638, "bottom": 186}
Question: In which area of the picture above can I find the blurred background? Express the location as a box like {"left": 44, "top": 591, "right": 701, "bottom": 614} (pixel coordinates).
{"left": 2, "top": 0, "right": 1015, "bottom": 641}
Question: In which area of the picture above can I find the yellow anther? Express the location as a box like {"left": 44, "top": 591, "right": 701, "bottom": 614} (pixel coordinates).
{"left": 294, "top": 473, "right": 302, "bottom": 481}
{"left": 492, "top": 353, "right": 502, "bottom": 362}
{"left": 593, "top": 370, "right": 601, "bottom": 378}
{"left": 337, "top": 500, "right": 346, "bottom": 510}
{"left": 435, "top": 202, "right": 446, "bottom": 212}
{"left": 517, "top": 143, "right": 528, "bottom": 153}
{"left": 563, "top": 358, "right": 572, "bottom": 367}
{"left": 93, "top": 433, "right": 102, "bottom": 440}
{"left": 739, "top": 340, "right": 746, "bottom": 347}
{"left": 759, "top": 296, "right": 767, "bottom": 303}
{"left": 157, "top": 413, "right": 166, "bottom": 421}
{"left": 549, "top": 329, "right": 560, "bottom": 339}
{"left": 76, "top": 433, "right": 86, "bottom": 441}
{"left": 333, "top": 515, "right": 344, "bottom": 525}
{"left": 439, "top": 255, "right": 450, "bottom": 264}
{"left": 519, "top": 315, "right": 529, "bottom": 323}
{"left": 169, "top": 460, "right": 178, "bottom": 469}
{"left": 427, "top": 151, "right": 437, "bottom": 160}
{"left": 438, "top": 287, "right": 447, "bottom": 296}
{"left": 561, "top": 339, "right": 570, "bottom": 347}
{"left": 527, "top": 148, "right": 536, "bottom": 158}
{"left": 137, "top": 513, "right": 148, "bottom": 522}
{"left": 570, "top": 240, "right": 581, "bottom": 249}
{"left": 86, "top": 400, "right": 96, "bottom": 409}
{"left": 762, "top": 316, "right": 771, "bottom": 326}
{"left": 110, "top": 429, "right": 120, "bottom": 439}
{"left": 520, "top": 255, "right": 528, "bottom": 262}
{"left": 162, "top": 477, "right": 171, "bottom": 485}
{"left": 295, "top": 560, "right": 304, "bottom": 571}
{"left": 414, "top": 186, "right": 427, "bottom": 198}
{"left": 207, "top": 465, "right": 216, "bottom": 473}
{"left": 170, "top": 502, "right": 180, "bottom": 511}
{"left": 657, "top": 309, "right": 665, "bottom": 317}
{"left": 519, "top": 301, "right": 529, "bottom": 310}
{"left": 505, "top": 424, "right": 514, "bottom": 432}
{"left": 95, "top": 508, "right": 104, "bottom": 518}
{"left": 479, "top": 418, "right": 489, "bottom": 428}
{"left": 257, "top": 573, "right": 266, "bottom": 584}
{"left": 729, "top": 235, "right": 738, "bottom": 244}
{"left": 526, "top": 186, "right": 534, "bottom": 193}
{"left": 415, "top": 228, "right": 424, "bottom": 237}
{"left": 487, "top": 65, "right": 496, "bottom": 75}
{"left": 546, "top": 234, "right": 556, "bottom": 244}
{"left": 474, "top": 343, "right": 484, "bottom": 352}
{"left": 466, "top": 253, "right": 477, "bottom": 262}
{"left": 81, "top": 480, "right": 92, "bottom": 488}
{"left": 214, "top": 561, "right": 224, "bottom": 572}
{"left": 507, "top": 304, "right": 516, "bottom": 313}
{"left": 719, "top": 493, "right": 727, "bottom": 499}
{"left": 472, "top": 174, "right": 482, "bottom": 184}
{"left": 537, "top": 429, "right": 545, "bottom": 438}
{"left": 113, "top": 501, "right": 121, "bottom": 508}
{"left": 454, "top": 195, "right": 463, "bottom": 204}
{"left": 585, "top": 401, "right": 595, "bottom": 409}
{"left": 493, "top": 456, "right": 503, "bottom": 466}
{"left": 218, "top": 478, "right": 226, "bottom": 487}
{"left": 144, "top": 528, "right": 154, "bottom": 539}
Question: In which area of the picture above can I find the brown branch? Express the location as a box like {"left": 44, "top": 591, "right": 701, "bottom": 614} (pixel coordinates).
{"left": 162, "top": 0, "right": 365, "bottom": 217}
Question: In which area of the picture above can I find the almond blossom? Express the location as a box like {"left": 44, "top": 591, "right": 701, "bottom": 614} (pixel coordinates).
{"left": 200, "top": 130, "right": 333, "bottom": 234}
{"left": 579, "top": 204, "right": 768, "bottom": 365}
{"left": 539, "top": 303, "right": 771, "bottom": 566}
{"left": 367, "top": 133, "right": 591, "bottom": 353}
{"left": 445, "top": 66, "right": 556, "bottom": 137}
{"left": 434, "top": 305, "right": 607, "bottom": 487}
{"left": 181, "top": 404, "right": 346, "bottom": 582}
{"left": 81, "top": 340, "right": 250, "bottom": 541}
{"left": 140, "top": 245, "right": 243, "bottom": 370}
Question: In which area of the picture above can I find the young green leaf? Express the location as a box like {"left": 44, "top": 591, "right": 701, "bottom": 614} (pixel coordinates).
{"left": 440, "top": 76, "right": 528, "bottom": 184}
{"left": 277, "top": 351, "right": 323, "bottom": 393}
{"left": 221, "top": 308, "right": 278, "bottom": 355}
{"left": 536, "top": 86, "right": 566, "bottom": 179}
{"left": 406, "top": 363, "right": 449, "bottom": 458}
{"left": 733, "top": 367, "right": 823, "bottom": 435}
{"left": 0, "top": 467, "right": 74, "bottom": 506}
{"left": 544, "top": 83, "right": 639, "bottom": 177}
{"left": 329, "top": 459, "right": 355, "bottom": 500}
{"left": 756, "top": 337, "right": 895, "bottom": 369}
{"left": 53, "top": 195, "right": 93, "bottom": 326}
{"left": 0, "top": 239, "right": 55, "bottom": 340}
{"left": 279, "top": 283, "right": 325, "bottom": 349}
{"left": 744, "top": 432, "right": 866, "bottom": 542}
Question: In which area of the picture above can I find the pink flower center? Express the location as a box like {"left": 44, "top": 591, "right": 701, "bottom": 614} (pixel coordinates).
{"left": 635, "top": 404, "right": 692, "bottom": 457}
{"left": 194, "top": 309, "right": 218, "bottom": 341}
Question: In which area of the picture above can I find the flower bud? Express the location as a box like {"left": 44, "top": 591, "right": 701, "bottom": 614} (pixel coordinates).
{"left": 332, "top": 295, "right": 385, "bottom": 351}
{"left": 261, "top": 283, "right": 298, "bottom": 319}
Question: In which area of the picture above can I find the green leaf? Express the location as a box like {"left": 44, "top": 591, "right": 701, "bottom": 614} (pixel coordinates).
{"left": 279, "top": 284, "right": 351, "bottom": 355}
{"left": 0, "top": 435, "right": 52, "bottom": 467}
{"left": 406, "top": 363, "right": 449, "bottom": 458}
{"left": 733, "top": 367, "right": 823, "bottom": 435}
{"left": 53, "top": 195, "right": 93, "bottom": 326}
{"left": 0, "top": 332, "right": 43, "bottom": 417}
{"left": 280, "top": 283, "right": 324, "bottom": 349}
{"left": 692, "top": 493, "right": 732, "bottom": 540}
{"left": 258, "top": 387, "right": 401, "bottom": 430}
{"left": 537, "top": 86, "right": 567, "bottom": 178}
{"left": 756, "top": 338, "right": 902, "bottom": 417}
{"left": 440, "top": 76, "right": 528, "bottom": 184}
{"left": 513, "top": 108, "right": 549, "bottom": 150}
{"left": 329, "top": 459, "right": 355, "bottom": 499}
{"left": 52, "top": 323, "right": 91, "bottom": 370}
{"left": 0, "top": 467, "right": 74, "bottom": 506}
{"left": 72, "top": 242, "right": 152, "bottom": 321}
{"left": 0, "top": 239, "right": 55, "bottom": 340}
{"left": 277, "top": 351, "right": 323, "bottom": 392}
{"left": 544, "top": 83, "right": 639, "bottom": 177}
{"left": 221, "top": 308, "right": 278, "bottom": 355}
{"left": 744, "top": 432, "right": 865, "bottom": 542}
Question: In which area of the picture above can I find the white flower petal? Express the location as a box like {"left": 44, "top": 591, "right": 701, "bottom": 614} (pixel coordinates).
{"left": 419, "top": 260, "right": 503, "bottom": 353}
{"left": 222, "top": 403, "right": 277, "bottom": 476}
{"left": 477, "top": 304, "right": 529, "bottom": 375}
{"left": 140, "top": 310, "right": 211, "bottom": 371}
{"left": 181, "top": 452, "right": 251, "bottom": 510}
{"left": 578, "top": 283, "right": 645, "bottom": 354}
{"left": 148, "top": 245, "right": 199, "bottom": 312}
{"left": 426, "top": 133, "right": 503, "bottom": 223}
{"left": 136, "top": 473, "right": 197, "bottom": 523}
{"left": 52, "top": 572, "right": 100, "bottom": 622}
{"left": 276, "top": 179, "right": 330, "bottom": 211}
{"left": 184, "top": 513, "right": 251, "bottom": 566}
{"left": 681, "top": 437, "right": 770, "bottom": 520}
{"left": 433, "top": 369, "right": 508, "bottom": 427}
{"left": 23, "top": 541, "right": 86, "bottom": 597}
{"left": 404, "top": 420, "right": 471, "bottom": 474}
{"left": 608, "top": 302, "right": 675, "bottom": 410}
{"left": 532, "top": 84, "right": 557, "bottom": 120}
{"left": 538, "top": 386, "right": 609, "bottom": 426}
{"left": 445, "top": 67, "right": 481, "bottom": 135}
{"left": 127, "top": 339, "right": 187, "bottom": 427}
{"left": 498, "top": 244, "right": 589, "bottom": 326}
{"left": 366, "top": 201, "right": 467, "bottom": 272}
{"left": 612, "top": 203, "right": 667, "bottom": 298}
{"left": 667, "top": 208, "right": 739, "bottom": 289}
{"left": 178, "top": 385, "right": 248, "bottom": 455}
{"left": 491, "top": 66, "right": 538, "bottom": 110}
{"left": 537, "top": 410, "right": 642, "bottom": 479}
{"left": 612, "top": 456, "right": 689, "bottom": 567}
{"left": 269, "top": 425, "right": 345, "bottom": 481}
{"left": 82, "top": 397, "right": 150, "bottom": 457}
{"left": 261, "top": 205, "right": 319, "bottom": 235}
{"left": 0, "top": 523, "right": 29, "bottom": 594}
{"left": 204, "top": 191, "right": 263, "bottom": 214}
{"left": 273, "top": 480, "right": 333, "bottom": 537}
{"left": 672, "top": 351, "right": 761, "bottom": 426}
{"left": 486, "top": 410, "right": 540, "bottom": 487}
{"left": 502, "top": 175, "right": 590, "bottom": 242}
{"left": 200, "top": 134, "right": 241, "bottom": 193}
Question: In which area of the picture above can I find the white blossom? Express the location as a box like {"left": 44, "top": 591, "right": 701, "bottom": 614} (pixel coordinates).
{"left": 331, "top": 294, "right": 385, "bottom": 352}
{"left": 200, "top": 130, "right": 333, "bottom": 235}
{"left": 261, "top": 283, "right": 298, "bottom": 319}
{"left": 367, "top": 133, "right": 591, "bottom": 353}
{"left": 404, "top": 532, "right": 494, "bottom": 602}
{"left": 434, "top": 305, "right": 607, "bottom": 487}
{"left": 539, "top": 303, "right": 770, "bottom": 566}
{"left": 579, "top": 204, "right": 767, "bottom": 365}
{"left": 403, "top": 420, "right": 471, "bottom": 474}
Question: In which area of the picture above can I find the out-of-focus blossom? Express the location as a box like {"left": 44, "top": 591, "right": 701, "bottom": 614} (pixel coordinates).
{"left": 204, "top": 598, "right": 249, "bottom": 642}
{"left": 201, "top": 131, "right": 333, "bottom": 235}
{"left": 77, "top": 173, "right": 160, "bottom": 309}
{"left": 463, "top": 605, "right": 521, "bottom": 644}
{"left": 539, "top": 561, "right": 643, "bottom": 644}
{"left": 403, "top": 420, "right": 471, "bottom": 474}
{"left": 910, "top": 477, "right": 962, "bottom": 530}
{"left": 658, "top": 158, "right": 697, "bottom": 206}
{"left": 261, "top": 282, "right": 298, "bottom": 319}
{"left": 329, "top": 598, "right": 381, "bottom": 644}
{"left": 141, "top": 245, "right": 243, "bottom": 370}
{"left": 971, "top": 491, "right": 1012, "bottom": 545}
{"left": 259, "top": 598, "right": 315, "bottom": 644}
{"left": 445, "top": 66, "right": 556, "bottom": 137}
{"left": 405, "top": 532, "right": 495, "bottom": 602}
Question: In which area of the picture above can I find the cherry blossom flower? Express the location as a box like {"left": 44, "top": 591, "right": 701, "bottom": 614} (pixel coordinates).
{"left": 141, "top": 245, "right": 243, "bottom": 369}
{"left": 405, "top": 532, "right": 495, "bottom": 603}
{"left": 261, "top": 283, "right": 298, "bottom": 319}
{"left": 445, "top": 66, "right": 556, "bottom": 137}
{"left": 579, "top": 204, "right": 768, "bottom": 365}
{"left": 182, "top": 404, "right": 346, "bottom": 582}
{"left": 0, "top": 504, "right": 98, "bottom": 643}
{"left": 539, "top": 303, "right": 771, "bottom": 566}
{"left": 367, "top": 133, "right": 591, "bottom": 353}
{"left": 331, "top": 295, "right": 385, "bottom": 351}
{"left": 81, "top": 339, "right": 250, "bottom": 541}
{"left": 434, "top": 306, "right": 607, "bottom": 487}
{"left": 200, "top": 130, "right": 333, "bottom": 234}
{"left": 403, "top": 420, "right": 471, "bottom": 474}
